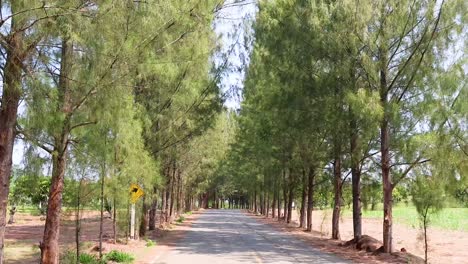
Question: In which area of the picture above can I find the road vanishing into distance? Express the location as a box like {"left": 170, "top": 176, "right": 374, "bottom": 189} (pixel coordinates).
{"left": 151, "top": 210, "right": 350, "bottom": 264}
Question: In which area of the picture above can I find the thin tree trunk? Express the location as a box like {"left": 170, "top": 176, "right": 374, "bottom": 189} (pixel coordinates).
{"left": 253, "top": 191, "right": 257, "bottom": 213}
{"left": 287, "top": 174, "right": 294, "bottom": 224}
{"left": 139, "top": 196, "right": 148, "bottom": 237}
{"left": 99, "top": 160, "right": 105, "bottom": 259}
{"left": 332, "top": 152, "right": 342, "bottom": 240}
{"left": 160, "top": 187, "right": 166, "bottom": 224}
{"left": 272, "top": 181, "right": 276, "bottom": 218}
{"left": 41, "top": 38, "right": 74, "bottom": 264}
{"left": 277, "top": 184, "right": 281, "bottom": 221}
{"left": 169, "top": 160, "right": 176, "bottom": 220}
{"left": 164, "top": 165, "right": 171, "bottom": 222}
{"left": 423, "top": 208, "right": 429, "bottom": 264}
{"left": 75, "top": 180, "right": 82, "bottom": 263}
{"left": 350, "top": 116, "right": 362, "bottom": 241}
{"left": 149, "top": 189, "right": 157, "bottom": 230}
{"left": 177, "top": 170, "right": 182, "bottom": 213}
{"left": 306, "top": 167, "right": 315, "bottom": 232}
{"left": 0, "top": 13, "right": 26, "bottom": 263}
{"left": 380, "top": 48, "right": 393, "bottom": 253}
{"left": 113, "top": 197, "right": 117, "bottom": 244}
{"left": 300, "top": 169, "right": 307, "bottom": 228}
{"left": 282, "top": 169, "right": 288, "bottom": 221}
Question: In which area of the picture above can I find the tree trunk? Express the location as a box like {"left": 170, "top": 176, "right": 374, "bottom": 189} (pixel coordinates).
{"left": 350, "top": 116, "right": 362, "bottom": 241}
{"left": 380, "top": 47, "right": 393, "bottom": 253}
{"left": 99, "top": 162, "right": 105, "bottom": 259}
{"left": 41, "top": 38, "right": 73, "bottom": 264}
{"left": 332, "top": 152, "right": 342, "bottom": 240}
{"left": 75, "top": 180, "right": 82, "bottom": 263}
{"left": 287, "top": 177, "right": 294, "bottom": 224}
{"left": 176, "top": 169, "right": 182, "bottom": 213}
{"left": 160, "top": 187, "right": 166, "bottom": 224}
{"left": 299, "top": 169, "right": 307, "bottom": 228}
{"left": 306, "top": 167, "right": 315, "bottom": 232}
{"left": 253, "top": 191, "right": 257, "bottom": 213}
{"left": 113, "top": 197, "right": 117, "bottom": 244}
{"left": 282, "top": 169, "right": 288, "bottom": 221}
{"left": 164, "top": 165, "right": 171, "bottom": 222}
{"left": 169, "top": 160, "right": 176, "bottom": 220}
{"left": 277, "top": 185, "right": 281, "bottom": 221}
{"left": 0, "top": 14, "right": 25, "bottom": 263}
{"left": 149, "top": 191, "right": 157, "bottom": 230}
{"left": 272, "top": 182, "right": 276, "bottom": 218}
{"left": 382, "top": 117, "right": 393, "bottom": 253}
{"left": 139, "top": 197, "right": 148, "bottom": 237}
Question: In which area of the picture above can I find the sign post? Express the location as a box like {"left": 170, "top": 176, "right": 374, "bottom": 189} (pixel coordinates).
{"left": 129, "top": 184, "right": 144, "bottom": 240}
{"left": 130, "top": 203, "right": 135, "bottom": 239}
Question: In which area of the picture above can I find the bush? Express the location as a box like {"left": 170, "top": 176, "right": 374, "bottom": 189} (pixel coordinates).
{"left": 79, "top": 253, "right": 100, "bottom": 264}
{"left": 176, "top": 216, "right": 185, "bottom": 223}
{"left": 145, "top": 239, "right": 156, "bottom": 247}
{"left": 104, "top": 250, "right": 135, "bottom": 263}
{"left": 61, "top": 251, "right": 103, "bottom": 264}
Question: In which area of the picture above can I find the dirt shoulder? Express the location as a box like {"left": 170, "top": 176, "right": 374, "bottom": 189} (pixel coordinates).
{"left": 246, "top": 211, "right": 425, "bottom": 264}
{"left": 133, "top": 210, "right": 204, "bottom": 263}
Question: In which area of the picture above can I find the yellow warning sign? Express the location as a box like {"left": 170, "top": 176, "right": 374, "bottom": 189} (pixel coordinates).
{"left": 129, "top": 184, "right": 144, "bottom": 203}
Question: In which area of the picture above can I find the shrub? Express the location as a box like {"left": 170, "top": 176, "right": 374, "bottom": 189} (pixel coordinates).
{"left": 176, "top": 216, "right": 185, "bottom": 223}
{"left": 79, "top": 253, "right": 99, "bottom": 264}
{"left": 61, "top": 251, "right": 103, "bottom": 264}
{"left": 104, "top": 250, "right": 135, "bottom": 263}
{"left": 145, "top": 239, "right": 156, "bottom": 247}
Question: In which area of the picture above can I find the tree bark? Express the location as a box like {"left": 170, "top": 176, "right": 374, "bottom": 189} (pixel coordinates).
{"left": 99, "top": 161, "right": 105, "bottom": 259}
{"left": 41, "top": 38, "right": 74, "bottom": 264}
{"left": 350, "top": 116, "right": 362, "bottom": 240}
{"left": 0, "top": 13, "right": 26, "bottom": 263}
{"left": 160, "top": 187, "right": 166, "bottom": 224}
{"left": 306, "top": 167, "right": 315, "bottom": 232}
{"left": 272, "top": 181, "right": 276, "bottom": 218}
{"left": 282, "top": 169, "right": 288, "bottom": 221}
{"left": 287, "top": 168, "right": 294, "bottom": 224}
{"left": 380, "top": 45, "right": 393, "bottom": 253}
{"left": 164, "top": 165, "right": 171, "bottom": 222}
{"left": 113, "top": 197, "right": 117, "bottom": 244}
{"left": 169, "top": 160, "right": 176, "bottom": 220}
{"left": 139, "top": 197, "right": 148, "bottom": 237}
{"left": 299, "top": 169, "right": 307, "bottom": 228}
{"left": 75, "top": 180, "right": 82, "bottom": 263}
{"left": 149, "top": 189, "right": 157, "bottom": 230}
{"left": 332, "top": 152, "right": 342, "bottom": 240}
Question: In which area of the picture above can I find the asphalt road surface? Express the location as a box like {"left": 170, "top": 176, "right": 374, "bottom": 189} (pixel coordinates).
{"left": 152, "top": 210, "right": 350, "bottom": 264}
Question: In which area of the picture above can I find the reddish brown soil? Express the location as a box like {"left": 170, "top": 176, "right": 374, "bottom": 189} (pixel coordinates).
{"left": 308, "top": 209, "right": 467, "bottom": 264}
{"left": 248, "top": 211, "right": 424, "bottom": 264}
{"left": 4, "top": 210, "right": 202, "bottom": 264}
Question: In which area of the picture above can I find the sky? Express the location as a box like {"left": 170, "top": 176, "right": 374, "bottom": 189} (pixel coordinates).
{"left": 212, "top": 0, "right": 257, "bottom": 110}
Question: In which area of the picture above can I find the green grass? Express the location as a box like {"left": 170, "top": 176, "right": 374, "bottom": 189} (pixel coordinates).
{"left": 103, "top": 250, "right": 134, "bottom": 263}
{"left": 145, "top": 238, "right": 156, "bottom": 247}
{"left": 342, "top": 205, "right": 468, "bottom": 231}
{"left": 175, "top": 215, "right": 186, "bottom": 223}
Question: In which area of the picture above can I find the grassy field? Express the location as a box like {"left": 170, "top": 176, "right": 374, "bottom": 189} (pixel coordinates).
{"left": 342, "top": 205, "right": 468, "bottom": 231}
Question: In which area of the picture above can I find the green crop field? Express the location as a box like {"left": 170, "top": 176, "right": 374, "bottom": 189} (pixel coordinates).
{"left": 342, "top": 205, "right": 468, "bottom": 232}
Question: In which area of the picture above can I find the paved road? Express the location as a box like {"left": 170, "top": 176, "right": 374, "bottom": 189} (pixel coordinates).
{"left": 152, "top": 210, "right": 350, "bottom": 264}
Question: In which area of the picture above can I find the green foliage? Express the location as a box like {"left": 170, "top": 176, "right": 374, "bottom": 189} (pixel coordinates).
{"left": 411, "top": 176, "right": 445, "bottom": 223}
{"left": 145, "top": 239, "right": 156, "bottom": 247}
{"left": 79, "top": 253, "right": 101, "bottom": 264}
{"left": 176, "top": 216, "right": 186, "bottom": 224}
{"left": 104, "top": 250, "right": 134, "bottom": 263}
{"left": 9, "top": 173, "right": 50, "bottom": 214}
